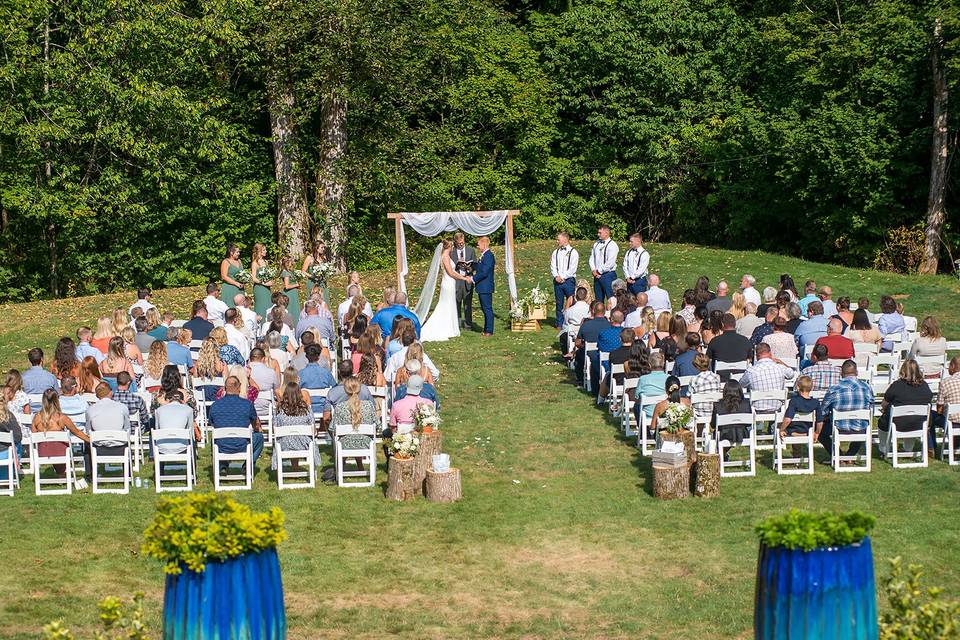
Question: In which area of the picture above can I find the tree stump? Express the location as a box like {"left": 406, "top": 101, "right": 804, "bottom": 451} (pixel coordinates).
{"left": 652, "top": 464, "right": 690, "bottom": 500}
{"left": 660, "top": 429, "right": 696, "bottom": 464}
{"left": 694, "top": 453, "right": 720, "bottom": 498}
{"left": 386, "top": 456, "right": 417, "bottom": 501}
{"left": 425, "top": 468, "right": 462, "bottom": 503}
{"left": 412, "top": 431, "right": 443, "bottom": 496}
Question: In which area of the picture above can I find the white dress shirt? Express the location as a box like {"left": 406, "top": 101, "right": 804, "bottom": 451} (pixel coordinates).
{"left": 385, "top": 347, "right": 440, "bottom": 383}
{"left": 624, "top": 308, "right": 645, "bottom": 329}
{"left": 622, "top": 245, "right": 650, "bottom": 280}
{"left": 337, "top": 296, "right": 374, "bottom": 325}
{"left": 742, "top": 286, "right": 762, "bottom": 307}
{"left": 223, "top": 324, "right": 250, "bottom": 361}
{"left": 237, "top": 305, "right": 259, "bottom": 336}
{"left": 646, "top": 285, "right": 671, "bottom": 312}
{"left": 589, "top": 239, "right": 619, "bottom": 274}
{"left": 128, "top": 299, "right": 156, "bottom": 319}
{"left": 563, "top": 300, "right": 591, "bottom": 337}
{"left": 204, "top": 295, "right": 229, "bottom": 323}
{"left": 550, "top": 246, "right": 579, "bottom": 280}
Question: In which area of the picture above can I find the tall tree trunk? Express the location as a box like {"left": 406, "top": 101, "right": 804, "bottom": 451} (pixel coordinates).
{"left": 920, "top": 17, "right": 949, "bottom": 275}
{"left": 316, "top": 91, "right": 348, "bottom": 271}
{"left": 268, "top": 79, "right": 311, "bottom": 261}
{"left": 44, "top": 12, "right": 58, "bottom": 297}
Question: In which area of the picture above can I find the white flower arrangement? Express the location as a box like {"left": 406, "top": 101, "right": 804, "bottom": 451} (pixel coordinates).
{"left": 391, "top": 432, "right": 420, "bottom": 458}
{"left": 508, "top": 304, "right": 528, "bottom": 322}
{"left": 527, "top": 285, "right": 548, "bottom": 307}
{"left": 662, "top": 402, "right": 694, "bottom": 434}
{"left": 255, "top": 265, "right": 278, "bottom": 282}
{"left": 307, "top": 262, "right": 337, "bottom": 285}
{"left": 414, "top": 403, "right": 442, "bottom": 431}
{"left": 233, "top": 268, "right": 252, "bottom": 284}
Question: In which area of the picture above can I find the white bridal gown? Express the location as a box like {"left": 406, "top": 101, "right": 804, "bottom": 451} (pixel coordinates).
{"left": 420, "top": 258, "right": 461, "bottom": 343}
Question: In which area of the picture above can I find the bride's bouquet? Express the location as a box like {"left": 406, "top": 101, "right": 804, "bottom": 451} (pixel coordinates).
{"left": 414, "top": 403, "right": 441, "bottom": 433}
{"left": 255, "top": 265, "right": 278, "bottom": 283}
{"left": 233, "top": 268, "right": 252, "bottom": 285}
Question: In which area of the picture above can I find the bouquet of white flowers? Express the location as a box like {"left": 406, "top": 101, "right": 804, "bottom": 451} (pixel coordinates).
{"left": 255, "top": 265, "right": 278, "bottom": 283}
{"left": 233, "top": 268, "right": 252, "bottom": 285}
{"left": 662, "top": 402, "right": 694, "bottom": 434}
{"left": 414, "top": 403, "right": 442, "bottom": 432}
{"left": 527, "top": 285, "right": 549, "bottom": 307}
{"left": 307, "top": 262, "right": 337, "bottom": 285}
{"left": 508, "top": 304, "right": 528, "bottom": 322}
{"left": 391, "top": 432, "right": 420, "bottom": 459}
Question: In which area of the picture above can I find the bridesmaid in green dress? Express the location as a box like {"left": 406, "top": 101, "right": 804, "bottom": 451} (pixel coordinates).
{"left": 300, "top": 240, "right": 330, "bottom": 306}
{"left": 250, "top": 242, "right": 275, "bottom": 321}
{"left": 280, "top": 255, "right": 301, "bottom": 319}
{"left": 219, "top": 242, "right": 245, "bottom": 309}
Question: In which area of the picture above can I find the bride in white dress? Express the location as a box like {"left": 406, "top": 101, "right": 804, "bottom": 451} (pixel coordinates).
{"left": 421, "top": 239, "right": 472, "bottom": 342}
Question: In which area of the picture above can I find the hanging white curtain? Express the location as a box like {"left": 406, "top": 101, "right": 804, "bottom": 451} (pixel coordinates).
{"left": 398, "top": 211, "right": 519, "bottom": 305}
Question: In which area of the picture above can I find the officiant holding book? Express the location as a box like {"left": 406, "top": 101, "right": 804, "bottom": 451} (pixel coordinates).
{"left": 452, "top": 232, "right": 476, "bottom": 329}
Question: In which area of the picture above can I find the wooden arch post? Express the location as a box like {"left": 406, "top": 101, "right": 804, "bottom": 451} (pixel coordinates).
{"left": 387, "top": 210, "right": 520, "bottom": 290}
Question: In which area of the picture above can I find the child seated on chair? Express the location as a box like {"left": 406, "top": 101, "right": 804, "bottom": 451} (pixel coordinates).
{"left": 779, "top": 375, "right": 823, "bottom": 458}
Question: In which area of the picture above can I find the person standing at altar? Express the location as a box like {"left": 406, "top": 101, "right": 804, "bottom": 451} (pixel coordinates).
{"left": 452, "top": 232, "right": 477, "bottom": 329}
{"left": 622, "top": 233, "right": 649, "bottom": 295}
{"left": 589, "top": 225, "right": 618, "bottom": 303}
{"left": 551, "top": 232, "right": 579, "bottom": 328}
{"left": 472, "top": 236, "right": 496, "bottom": 336}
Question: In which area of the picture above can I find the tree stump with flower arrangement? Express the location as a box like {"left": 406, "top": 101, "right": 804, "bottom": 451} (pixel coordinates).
{"left": 412, "top": 431, "right": 444, "bottom": 496}
{"left": 386, "top": 456, "right": 417, "bottom": 501}
{"left": 425, "top": 468, "right": 461, "bottom": 503}
{"left": 659, "top": 429, "right": 696, "bottom": 464}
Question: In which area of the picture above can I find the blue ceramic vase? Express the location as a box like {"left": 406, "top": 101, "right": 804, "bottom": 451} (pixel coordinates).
{"left": 162, "top": 549, "right": 286, "bottom": 640}
{"left": 755, "top": 537, "right": 878, "bottom": 640}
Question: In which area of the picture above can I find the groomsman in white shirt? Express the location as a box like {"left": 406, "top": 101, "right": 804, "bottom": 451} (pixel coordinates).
{"left": 622, "top": 233, "right": 650, "bottom": 295}
{"left": 589, "top": 225, "right": 619, "bottom": 303}
{"left": 550, "top": 232, "right": 579, "bottom": 328}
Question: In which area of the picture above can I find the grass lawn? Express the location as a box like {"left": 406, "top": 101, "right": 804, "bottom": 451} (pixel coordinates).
{"left": 0, "top": 240, "right": 958, "bottom": 639}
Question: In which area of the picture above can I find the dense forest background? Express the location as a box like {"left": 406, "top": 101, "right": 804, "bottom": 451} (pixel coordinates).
{"left": 1, "top": 0, "right": 958, "bottom": 301}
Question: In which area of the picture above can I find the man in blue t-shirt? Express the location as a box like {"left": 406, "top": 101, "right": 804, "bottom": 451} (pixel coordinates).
{"left": 208, "top": 376, "right": 263, "bottom": 466}
{"left": 298, "top": 344, "right": 337, "bottom": 416}
{"left": 371, "top": 293, "right": 421, "bottom": 339}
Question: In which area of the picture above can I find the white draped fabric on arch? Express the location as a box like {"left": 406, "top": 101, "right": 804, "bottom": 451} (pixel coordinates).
{"left": 392, "top": 210, "right": 520, "bottom": 321}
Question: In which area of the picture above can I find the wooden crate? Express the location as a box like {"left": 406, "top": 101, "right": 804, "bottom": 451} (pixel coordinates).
{"left": 511, "top": 319, "right": 540, "bottom": 332}
{"left": 528, "top": 305, "right": 547, "bottom": 320}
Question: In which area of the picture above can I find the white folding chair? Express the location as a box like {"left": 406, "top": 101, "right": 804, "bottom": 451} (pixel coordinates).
{"left": 775, "top": 411, "right": 815, "bottom": 475}
{"left": 621, "top": 378, "right": 640, "bottom": 437}
{"left": 257, "top": 397, "right": 276, "bottom": 447}
{"left": 750, "top": 389, "right": 787, "bottom": 451}
{"left": 0, "top": 432, "right": 17, "bottom": 495}
{"left": 370, "top": 386, "right": 390, "bottom": 438}
{"left": 903, "top": 316, "right": 918, "bottom": 333}
{"left": 714, "top": 360, "right": 749, "bottom": 382}
{"left": 802, "top": 345, "right": 814, "bottom": 361}
{"left": 597, "top": 352, "right": 610, "bottom": 405}
{"left": 690, "top": 391, "right": 721, "bottom": 450}
{"left": 32, "top": 431, "right": 74, "bottom": 495}
{"left": 307, "top": 388, "right": 330, "bottom": 445}
{"left": 27, "top": 393, "right": 44, "bottom": 412}
{"left": 831, "top": 409, "right": 873, "bottom": 473}
{"left": 89, "top": 431, "right": 131, "bottom": 494}
{"left": 608, "top": 364, "right": 625, "bottom": 413}
{"left": 914, "top": 355, "right": 946, "bottom": 379}
{"left": 715, "top": 413, "right": 756, "bottom": 477}
{"left": 885, "top": 405, "right": 930, "bottom": 468}
{"left": 15, "top": 413, "right": 33, "bottom": 474}
{"left": 582, "top": 341, "right": 598, "bottom": 392}
{"left": 152, "top": 428, "right": 196, "bottom": 492}
{"left": 334, "top": 423, "right": 377, "bottom": 487}
{"left": 212, "top": 427, "right": 253, "bottom": 491}
{"left": 275, "top": 425, "right": 317, "bottom": 489}
{"left": 943, "top": 403, "right": 960, "bottom": 465}
{"left": 637, "top": 393, "right": 667, "bottom": 455}
{"left": 945, "top": 340, "right": 960, "bottom": 352}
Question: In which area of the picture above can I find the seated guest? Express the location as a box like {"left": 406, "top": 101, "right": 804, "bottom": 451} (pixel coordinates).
{"left": 909, "top": 316, "right": 947, "bottom": 376}
{"left": 85, "top": 382, "right": 131, "bottom": 452}
{"left": 711, "top": 380, "right": 752, "bottom": 446}
{"left": 800, "top": 344, "right": 841, "bottom": 391}
{"left": 879, "top": 359, "right": 934, "bottom": 458}
{"left": 675, "top": 289, "right": 697, "bottom": 325}
{"left": 57, "top": 376, "right": 89, "bottom": 419}
{"left": 740, "top": 274, "right": 762, "bottom": 307}
{"left": 376, "top": 286, "right": 397, "bottom": 312}
{"left": 23, "top": 348, "right": 59, "bottom": 394}
{"left": 351, "top": 331, "right": 378, "bottom": 374}
{"left": 740, "top": 343, "right": 793, "bottom": 413}
{"left": 77, "top": 356, "right": 104, "bottom": 394}
{"left": 846, "top": 309, "right": 882, "bottom": 347}
{"left": 50, "top": 337, "right": 80, "bottom": 380}
{"left": 575, "top": 301, "right": 611, "bottom": 393}
{"left": 832, "top": 296, "right": 854, "bottom": 331}
{"left": 328, "top": 377, "right": 378, "bottom": 467}
{"left": 120, "top": 327, "right": 144, "bottom": 366}
{"left": 216, "top": 365, "right": 259, "bottom": 404}
{"left": 386, "top": 317, "right": 415, "bottom": 358}
{"left": 32, "top": 389, "right": 89, "bottom": 478}
{"left": 203, "top": 282, "right": 229, "bottom": 324}
{"left": 756, "top": 286, "right": 778, "bottom": 318}
{"left": 818, "top": 286, "right": 837, "bottom": 318}
{"left": 649, "top": 376, "right": 690, "bottom": 433}
{"left": 145, "top": 309, "right": 170, "bottom": 342}
{"left": 299, "top": 344, "right": 336, "bottom": 416}
{"left": 262, "top": 307, "right": 297, "bottom": 349}
{"left": 818, "top": 360, "right": 873, "bottom": 461}
{"left": 737, "top": 303, "right": 764, "bottom": 339}
{"left": 144, "top": 341, "right": 169, "bottom": 386}
{"left": 324, "top": 362, "right": 374, "bottom": 422}
{"left": 356, "top": 352, "right": 387, "bottom": 389}
{"left": 153, "top": 390, "right": 201, "bottom": 458}
{"left": 934, "top": 355, "right": 960, "bottom": 456}
{"left": 152, "top": 365, "right": 196, "bottom": 415}
{"left": 814, "top": 319, "right": 854, "bottom": 361}
{"left": 371, "top": 292, "right": 421, "bottom": 340}
{"left": 0, "top": 397, "right": 22, "bottom": 465}
{"left": 634, "top": 352, "right": 669, "bottom": 425}
{"left": 705, "top": 281, "right": 732, "bottom": 314}
{"left": 75, "top": 327, "right": 105, "bottom": 364}
{"left": 729, "top": 292, "right": 747, "bottom": 320}
{"left": 337, "top": 284, "right": 373, "bottom": 325}
{"left": 598, "top": 310, "right": 625, "bottom": 357}
{"left": 100, "top": 336, "right": 136, "bottom": 384}
{"left": 166, "top": 328, "right": 195, "bottom": 372}
{"left": 797, "top": 279, "right": 818, "bottom": 316}
{"left": 706, "top": 314, "right": 753, "bottom": 379}
{"left": 562, "top": 287, "right": 591, "bottom": 356}
{"left": 133, "top": 316, "right": 156, "bottom": 353}
{"left": 598, "top": 328, "right": 635, "bottom": 399}
{"left": 394, "top": 343, "right": 435, "bottom": 386}
{"left": 779, "top": 375, "right": 823, "bottom": 452}
{"left": 645, "top": 274, "right": 671, "bottom": 313}
{"left": 762, "top": 317, "right": 798, "bottom": 361}
{"left": 210, "top": 327, "right": 245, "bottom": 368}
{"left": 233, "top": 294, "right": 259, "bottom": 336}
{"left": 5, "top": 370, "right": 32, "bottom": 415}
{"left": 784, "top": 302, "right": 803, "bottom": 334}
{"left": 672, "top": 333, "right": 702, "bottom": 377}
{"left": 700, "top": 310, "right": 724, "bottom": 346}
{"left": 208, "top": 376, "right": 264, "bottom": 467}
{"left": 271, "top": 381, "right": 320, "bottom": 473}
{"left": 112, "top": 371, "right": 147, "bottom": 421}
{"left": 750, "top": 307, "right": 779, "bottom": 347}
{"left": 128, "top": 288, "right": 156, "bottom": 319}
{"left": 265, "top": 331, "right": 291, "bottom": 372}
{"left": 248, "top": 348, "right": 280, "bottom": 414}
{"left": 623, "top": 293, "right": 648, "bottom": 331}
{"left": 857, "top": 297, "right": 873, "bottom": 319}
{"left": 222, "top": 309, "right": 250, "bottom": 361}
{"left": 295, "top": 300, "right": 337, "bottom": 346}
{"left": 623, "top": 343, "right": 650, "bottom": 381}
{"left": 194, "top": 338, "right": 226, "bottom": 382}
{"left": 389, "top": 374, "right": 434, "bottom": 432}
{"left": 877, "top": 295, "right": 906, "bottom": 352}
{"left": 183, "top": 300, "right": 214, "bottom": 341}
{"left": 687, "top": 304, "right": 707, "bottom": 335}
{"left": 91, "top": 316, "right": 114, "bottom": 354}
{"left": 794, "top": 301, "right": 829, "bottom": 353}
{"left": 385, "top": 336, "right": 441, "bottom": 384}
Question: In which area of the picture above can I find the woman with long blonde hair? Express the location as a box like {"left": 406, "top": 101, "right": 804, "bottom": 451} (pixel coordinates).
{"left": 144, "top": 341, "right": 169, "bottom": 381}
{"left": 729, "top": 291, "right": 746, "bottom": 320}
{"left": 377, "top": 286, "right": 396, "bottom": 312}
{"left": 100, "top": 336, "right": 135, "bottom": 379}
{"left": 119, "top": 326, "right": 144, "bottom": 365}
{"left": 91, "top": 316, "right": 114, "bottom": 354}
{"left": 32, "top": 389, "right": 88, "bottom": 476}
{"left": 111, "top": 307, "right": 128, "bottom": 335}
{"left": 216, "top": 364, "right": 259, "bottom": 402}
{"left": 251, "top": 242, "right": 274, "bottom": 320}
{"left": 329, "top": 377, "right": 377, "bottom": 464}
{"left": 195, "top": 338, "right": 224, "bottom": 379}
{"left": 395, "top": 343, "right": 433, "bottom": 385}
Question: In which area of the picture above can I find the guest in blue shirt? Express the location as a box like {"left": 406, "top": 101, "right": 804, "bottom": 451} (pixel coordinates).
{"left": 371, "top": 293, "right": 421, "bottom": 339}
{"left": 295, "top": 300, "right": 337, "bottom": 345}
{"left": 183, "top": 300, "right": 215, "bottom": 341}
{"left": 673, "top": 333, "right": 702, "bottom": 377}
{"left": 394, "top": 359, "right": 441, "bottom": 410}
{"left": 208, "top": 376, "right": 263, "bottom": 464}
{"left": 635, "top": 352, "right": 669, "bottom": 425}
{"left": 166, "top": 328, "right": 195, "bottom": 372}
{"left": 298, "top": 344, "right": 337, "bottom": 415}
{"left": 21, "top": 348, "right": 59, "bottom": 395}
{"left": 797, "top": 279, "right": 819, "bottom": 316}
{"left": 876, "top": 295, "right": 906, "bottom": 352}
{"left": 597, "top": 310, "right": 625, "bottom": 356}
{"left": 794, "top": 301, "right": 829, "bottom": 355}
{"left": 75, "top": 327, "right": 105, "bottom": 364}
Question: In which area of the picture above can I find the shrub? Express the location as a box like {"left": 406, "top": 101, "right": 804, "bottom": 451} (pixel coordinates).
{"left": 755, "top": 509, "right": 875, "bottom": 551}
{"left": 880, "top": 557, "right": 960, "bottom": 639}
{"left": 873, "top": 224, "right": 926, "bottom": 274}
{"left": 42, "top": 593, "right": 150, "bottom": 640}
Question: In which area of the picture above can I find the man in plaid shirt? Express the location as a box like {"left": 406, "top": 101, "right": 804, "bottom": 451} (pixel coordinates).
{"left": 819, "top": 360, "right": 873, "bottom": 459}
{"left": 688, "top": 353, "right": 722, "bottom": 419}
{"left": 800, "top": 344, "right": 841, "bottom": 391}
{"left": 934, "top": 355, "right": 960, "bottom": 454}
{"left": 740, "top": 343, "right": 793, "bottom": 412}
{"left": 112, "top": 371, "right": 148, "bottom": 423}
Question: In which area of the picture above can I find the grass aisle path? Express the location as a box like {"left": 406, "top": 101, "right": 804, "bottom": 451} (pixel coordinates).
{"left": 0, "top": 241, "right": 958, "bottom": 638}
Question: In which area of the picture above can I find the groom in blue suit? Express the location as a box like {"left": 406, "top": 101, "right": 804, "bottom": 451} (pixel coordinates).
{"left": 471, "top": 236, "right": 496, "bottom": 335}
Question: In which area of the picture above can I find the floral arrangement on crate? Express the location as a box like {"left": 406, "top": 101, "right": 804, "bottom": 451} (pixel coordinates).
{"left": 527, "top": 284, "right": 549, "bottom": 307}
{"left": 755, "top": 509, "right": 875, "bottom": 551}
{"left": 232, "top": 268, "right": 252, "bottom": 285}
{"left": 414, "top": 403, "right": 442, "bottom": 433}
{"left": 255, "top": 265, "right": 278, "bottom": 283}
{"left": 142, "top": 493, "right": 286, "bottom": 574}
{"left": 391, "top": 432, "right": 420, "bottom": 459}
{"left": 661, "top": 403, "right": 694, "bottom": 434}
{"left": 509, "top": 304, "right": 528, "bottom": 322}
{"left": 510, "top": 285, "right": 550, "bottom": 322}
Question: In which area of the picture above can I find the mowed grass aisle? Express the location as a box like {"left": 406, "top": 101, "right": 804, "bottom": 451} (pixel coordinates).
{"left": 0, "top": 241, "right": 959, "bottom": 639}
